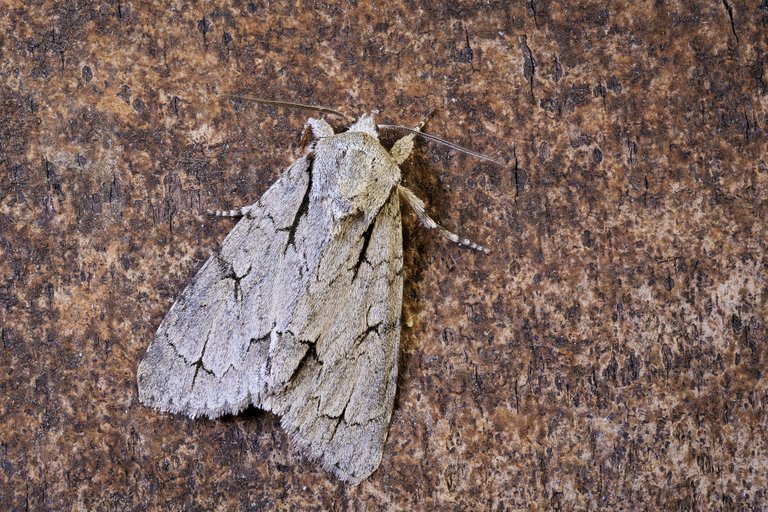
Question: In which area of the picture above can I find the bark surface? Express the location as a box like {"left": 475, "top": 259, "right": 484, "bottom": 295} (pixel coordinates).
{"left": 0, "top": 1, "right": 766, "bottom": 509}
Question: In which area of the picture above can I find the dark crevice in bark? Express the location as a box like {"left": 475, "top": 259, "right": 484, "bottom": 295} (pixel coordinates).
{"left": 512, "top": 145, "right": 520, "bottom": 201}
{"left": 721, "top": 0, "right": 739, "bottom": 43}
{"left": 528, "top": 0, "right": 539, "bottom": 28}
{"left": 520, "top": 35, "right": 535, "bottom": 102}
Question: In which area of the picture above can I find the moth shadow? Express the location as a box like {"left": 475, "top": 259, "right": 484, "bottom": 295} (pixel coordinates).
{"left": 218, "top": 405, "right": 285, "bottom": 441}
{"left": 219, "top": 404, "right": 273, "bottom": 423}
{"left": 390, "top": 137, "right": 458, "bottom": 401}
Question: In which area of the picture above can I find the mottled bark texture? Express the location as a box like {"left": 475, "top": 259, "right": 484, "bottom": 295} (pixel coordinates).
{"left": 1, "top": 1, "right": 766, "bottom": 510}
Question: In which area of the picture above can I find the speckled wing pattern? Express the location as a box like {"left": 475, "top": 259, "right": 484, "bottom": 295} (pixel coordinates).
{"left": 138, "top": 116, "right": 404, "bottom": 484}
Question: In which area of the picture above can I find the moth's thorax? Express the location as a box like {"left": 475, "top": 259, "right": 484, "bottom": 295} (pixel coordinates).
{"left": 311, "top": 130, "right": 401, "bottom": 225}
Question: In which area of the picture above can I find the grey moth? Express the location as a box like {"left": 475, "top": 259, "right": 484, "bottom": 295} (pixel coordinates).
{"left": 137, "top": 112, "right": 486, "bottom": 484}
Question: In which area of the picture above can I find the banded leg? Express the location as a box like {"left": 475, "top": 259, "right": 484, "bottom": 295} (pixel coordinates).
{"left": 206, "top": 205, "right": 257, "bottom": 218}
{"left": 398, "top": 184, "right": 489, "bottom": 254}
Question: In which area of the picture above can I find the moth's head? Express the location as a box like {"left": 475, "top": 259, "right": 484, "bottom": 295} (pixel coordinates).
{"left": 346, "top": 115, "right": 379, "bottom": 138}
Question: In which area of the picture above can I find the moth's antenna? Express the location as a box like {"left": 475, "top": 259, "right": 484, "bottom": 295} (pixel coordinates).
{"left": 379, "top": 124, "right": 507, "bottom": 167}
{"left": 226, "top": 96, "right": 355, "bottom": 123}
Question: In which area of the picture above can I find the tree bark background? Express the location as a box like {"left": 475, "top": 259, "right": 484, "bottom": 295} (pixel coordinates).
{"left": 1, "top": 1, "right": 766, "bottom": 510}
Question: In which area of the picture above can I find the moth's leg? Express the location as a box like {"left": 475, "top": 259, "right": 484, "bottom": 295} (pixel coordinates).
{"left": 206, "top": 205, "right": 257, "bottom": 218}
{"left": 300, "top": 118, "right": 335, "bottom": 149}
{"left": 393, "top": 112, "right": 488, "bottom": 253}
{"left": 398, "top": 184, "right": 489, "bottom": 253}
{"left": 389, "top": 110, "right": 435, "bottom": 165}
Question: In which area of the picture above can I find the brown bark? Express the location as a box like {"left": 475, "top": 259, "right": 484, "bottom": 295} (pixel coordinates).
{"left": 1, "top": 1, "right": 766, "bottom": 509}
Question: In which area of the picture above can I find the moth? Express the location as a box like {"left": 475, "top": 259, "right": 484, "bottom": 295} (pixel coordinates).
{"left": 137, "top": 101, "right": 494, "bottom": 484}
